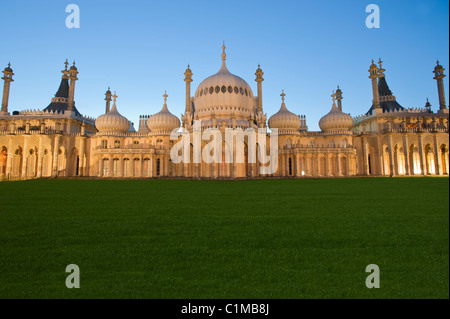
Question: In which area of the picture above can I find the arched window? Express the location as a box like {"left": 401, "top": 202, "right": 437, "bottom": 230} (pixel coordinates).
{"left": 156, "top": 158, "right": 161, "bottom": 176}
{"left": 209, "top": 87, "right": 214, "bottom": 94}
{"left": 215, "top": 86, "right": 220, "bottom": 93}
{"left": 204, "top": 88, "right": 208, "bottom": 95}
{"left": 221, "top": 85, "right": 226, "bottom": 93}
{"left": 240, "top": 87, "right": 244, "bottom": 95}
{"left": 101, "top": 140, "right": 107, "bottom": 149}
{"left": 234, "top": 87, "right": 239, "bottom": 94}
{"left": 228, "top": 86, "right": 233, "bottom": 93}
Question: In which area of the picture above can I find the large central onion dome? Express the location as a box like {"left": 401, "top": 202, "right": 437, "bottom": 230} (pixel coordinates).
{"left": 147, "top": 91, "right": 181, "bottom": 134}
{"left": 194, "top": 44, "right": 254, "bottom": 119}
{"left": 95, "top": 92, "right": 130, "bottom": 133}
{"left": 268, "top": 91, "right": 301, "bottom": 131}
{"left": 319, "top": 91, "right": 353, "bottom": 132}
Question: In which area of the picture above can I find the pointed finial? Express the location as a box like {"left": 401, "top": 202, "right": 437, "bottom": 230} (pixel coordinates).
{"left": 378, "top": 58, "right": 383, "bottom": 69}
{"left": 8, "top": 62, "right": 11, "bottom": 68}
{"left": 73, "top": 60, "right": 76, "bottom": 66}
{"left": 187, "top": 64, "right": 190, "bottom": 69}
{"left": 163, "top": 90, "right": 168, "bottom": 105}
{"left": 221, "top": 41, "right": 226, "bottom": 62}
{"left": 331, "top": 90, "right": 336, "bottom": 104}
{"left": 64, "top": 59, "right": 69, "bottom": 70}
{"left": 112, "top": 91, "right": 118, "bottom": 105}
{"left": 437, "top": 59, "right": 440, "bottom": 65}
{"left": 108, "top": 86, "right": 110, "bottom": 91}
{"left": 281, "top": 90, "right": 286, "bottom": 103}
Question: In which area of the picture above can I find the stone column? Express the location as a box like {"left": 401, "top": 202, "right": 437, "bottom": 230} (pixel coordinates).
{"left": 280, "top": 154, "right": 285, "bottom": 177}
{"left": 98, "top": 156, "right": 103, "bottom": 177}
{"left": 295, "top": 153, "right": 300, "bottom": 177}
{"left": 325, "top": 154, "right": 330, "bottom": 176}
{"left": 52, "top": 135, "right": 60, "bottom": 177}
{"left": 402, "top": 134, "right": 410, "bottom": 175}
{"left": 140, "top": 154, "right": 144, "bottom": 178}
{"left": 335, "top": 153, "right": 341, "bottom": 176}
{"left": 36, "top": 136, "right": 44, "bottom": 178}
{"left": 305, "top": 154, "right": 310, "bottom": 176}
{"left": 109, "top": 155, "right": 113, "bottom": 177}
{"left": 433, "top": 134, "right": 443, "bottom": 175}
{"left": 362, "top": 137, "right": 369, "bottom": 176}
{"left": 6, "top": 139, "right": 13, "bottom": 178}
{"left": 346, "top": 154, "right": 351, "bottom": 176}
{"left": 79, "top": 137, "right": 85, "bottom": 176}
{"left": 21, "top": 136, "right": 29, "bottom": 178}
{"left": 387, "top": 135, "right": 395, "bottom": 176}
{"left": 417, "top": 134, "right": 426, "bottom": 176}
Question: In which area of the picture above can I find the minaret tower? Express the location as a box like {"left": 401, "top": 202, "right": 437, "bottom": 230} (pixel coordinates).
{"left": 184, "top": 64, "right": 193, "bottom": 112}
{"left": 369, "top": 59, "right": 380, "bottom": 111}
{"left": 67, "top": 61, "right": 79, "bottom": 112}
{"left": 433, "top": 60, "right": 447, "bottom": 112}
{"left": 335, "top": 85, "right": 343, "bottom": 111}
{"left": 105, "top": 87, "right": 112, "bottom": 113}
{"left": 182, "top": 64, "right": 193, "bottom": 129}
{"left": 255, "top": 64, "right": 267, "bottom": 128}
{"left": 1, "top": 63, "right": 14, "bottom": 114}
{"left": 255, "top": 64, "right": 264, "bottom": 112}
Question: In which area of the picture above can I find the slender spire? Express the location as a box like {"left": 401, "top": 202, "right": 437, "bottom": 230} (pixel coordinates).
{"left": 280, "top": 90, "right": 287, "bottom": 110}
{"left": 221, "top": 41, "right": 226, "bottom": 63}
{"left": 112, "top": 91, "right": 118, "bottom": 105}
{"left": 163, "top": 90, "right": 168, "bottom": 105}
{"left": 331, "top": 90, "right": 337, "bottom": 107}
{"left": 64, "top": 59, "right": 69, "bottom": 71}
{"left": 378, "top": 58, "right": 386, "bottom": 77}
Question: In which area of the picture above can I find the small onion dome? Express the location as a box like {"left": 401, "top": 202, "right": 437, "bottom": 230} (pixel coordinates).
{"left": 434, "top": 60, "right": 444, "bottom": 72}
{"left": 70, "top": 61, "right": 78, "bottom": 71}
{"left": 147, "top": 92, "right": 181, "bottom": 134}
{"left": 4, "top": 63, "right": 13, "bottom": 73}
{"left": 268, "top": 91, "right": 301, "bottom": 130}
{"left": 95, "top": 100, "right": 130, "bottom": 133}
{"left": 319, "top": 100, "right": 353, "bottom": 132}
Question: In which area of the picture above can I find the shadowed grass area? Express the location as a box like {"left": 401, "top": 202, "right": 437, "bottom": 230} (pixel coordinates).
{"left": 0, "top": 177, "right": 448, "bottom": 299}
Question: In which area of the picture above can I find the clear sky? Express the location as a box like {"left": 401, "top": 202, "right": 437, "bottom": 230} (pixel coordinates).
{"left": 0, "top": 0, "right": 448, "bottom": 130}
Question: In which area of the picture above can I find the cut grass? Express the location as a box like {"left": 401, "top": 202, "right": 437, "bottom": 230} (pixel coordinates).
{"left": 0, "top": 177, "right": 448, "bottom": 299}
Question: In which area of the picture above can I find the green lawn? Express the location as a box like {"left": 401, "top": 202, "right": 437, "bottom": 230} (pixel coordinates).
{"left": 0, "top": 177, "right": 448, "bottom": 299}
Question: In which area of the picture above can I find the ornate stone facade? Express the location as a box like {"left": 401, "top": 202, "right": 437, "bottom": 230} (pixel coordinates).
{"left": 0, "top": 49, "right": 448, "bottom": 180}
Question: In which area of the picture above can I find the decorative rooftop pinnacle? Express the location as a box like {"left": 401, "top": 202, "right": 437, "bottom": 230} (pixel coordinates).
{"left": 112, "top": 91, "right": 118, "bottom": 105}
{"left": 8, "top": 62, "right": 11, "bottom": 68}
{"left": 378, "top": 58, "right": 383, "bottom": 69}
{"left": 221, "top": 41, "right": 226, "bottom": 63}
{"left": 64, "top": 59, "right": 69, "bottom": 71}
{"left": 163, "top": 90, "right": 168, "bottom": 105}
{"left": 281, "top": 90, "right": 286, "bottom": 103}
{"left": 331, "top": 90, "right": 337, "bottom": 105}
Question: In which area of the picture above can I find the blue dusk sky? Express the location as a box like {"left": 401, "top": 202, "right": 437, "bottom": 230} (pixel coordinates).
{"left": 0, "top": 0, "right": 448, "bottom": 130}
